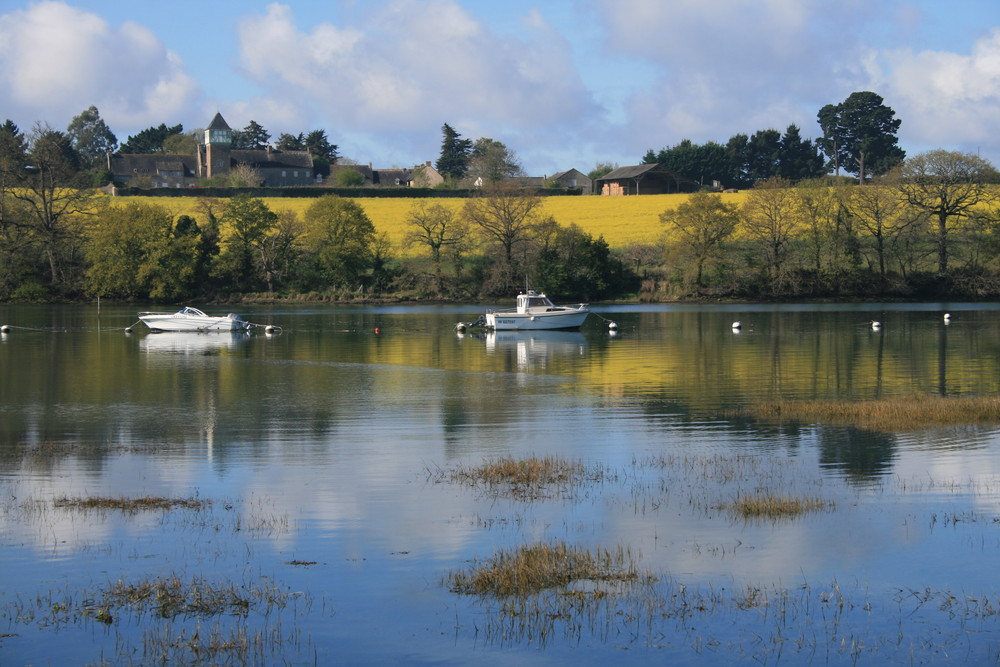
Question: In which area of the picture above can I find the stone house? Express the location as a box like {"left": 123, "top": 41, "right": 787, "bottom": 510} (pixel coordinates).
{"left": 549, "top": 168, "right": 592, "bottom": 192}
{"left": 108, "top": 112, "right": 314, "bottom": 188}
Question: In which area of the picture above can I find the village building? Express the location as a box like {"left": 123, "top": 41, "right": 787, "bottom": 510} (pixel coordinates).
{"left": 549, "top": 168, "right": 592, "bottom": 192}
{"left": 594, "top": 163, "right": 698, "bottom": 195}
{"left": 108, "top": 113, "right": 315, "bottom": 188}
{"left": 328, "top": 161, "right": 445, "bottom": 188}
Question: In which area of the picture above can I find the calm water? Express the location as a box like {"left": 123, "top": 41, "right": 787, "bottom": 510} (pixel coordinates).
{"left": 3, "top": 302, "right": 1000, "bottom": 665}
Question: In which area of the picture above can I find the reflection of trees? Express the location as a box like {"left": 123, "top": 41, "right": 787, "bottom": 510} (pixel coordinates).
{"left": 818, "top": 426, "right": 897, "bottom": 483}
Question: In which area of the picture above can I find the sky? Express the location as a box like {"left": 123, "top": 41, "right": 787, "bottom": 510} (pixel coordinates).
{"left": 1, "top": 0, "right": 998, "bottom": 176}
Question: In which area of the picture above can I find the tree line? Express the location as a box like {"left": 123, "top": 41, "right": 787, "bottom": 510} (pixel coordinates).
{"left": 639, "top": 92, "right": 907, "bottom": 190}
{"left": 655, "top": 151, "right": 999, "bottom": 300}
{"left": 0, "top": 115, "right": 633, "bottom": 302}
{"left": 2, "top": 89, "right": 1000, "bottom": 305}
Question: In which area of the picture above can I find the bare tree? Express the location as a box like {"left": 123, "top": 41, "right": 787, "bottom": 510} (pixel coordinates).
{"left": 404, "top": 202, "right": 469, "bottom": 291}
{"left": 894, "top": 150, "right": 999, "bottom": 274}
{"left": 462, "top": 183, "right": 543, "bottom": 282}
{"left": 847, "top": 182, "right": 918, "bottom": 277}
{"left": 741, "top": 177, "right": 802, "bottom": 289}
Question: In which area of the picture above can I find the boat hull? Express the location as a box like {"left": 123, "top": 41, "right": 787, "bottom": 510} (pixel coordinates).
{"left": 139, "top": 308, "right": 248, "bottom": 332}
{"left": 485, "top": 308, "right": 590, "bottom": 330}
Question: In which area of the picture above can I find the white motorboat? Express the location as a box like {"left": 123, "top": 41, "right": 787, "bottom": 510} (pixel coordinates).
{"left": 138, "top": 307, "right": 249, "bottom": 332}
{"left": 483, "top": 291, "right": 590, "bottom": 331}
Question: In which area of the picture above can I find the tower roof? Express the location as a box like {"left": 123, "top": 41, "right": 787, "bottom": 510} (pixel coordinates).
{"left": 207, "top": 112, "right": 231, "bottom": 130}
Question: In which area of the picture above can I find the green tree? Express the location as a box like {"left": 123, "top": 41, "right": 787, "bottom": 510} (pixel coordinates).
{"left": 335, "top": 168, "right": 365, "bottom": 187}
{"left": 894, "top": 150, "right": 1000, "bottom": 274}
{"left": 535, "top": 222, "right": 633, "bottom": 299}
{"left": 587, "top": 162, "right": 617, "bottom": 180}
{"left": 435, "top": 123, "right": 472, "bottom": 182}
{"left": 778, "top": 125, "right": 826, "bottom": 182}
{"left": 404, "top": 201, "right": 469, "bottom": 291}
{"left": 746, "top": 129, "right": 782, "bottom": 182}
{"left": 119, "top": 123, "right": 182, "bottom": 153}
{"left": 725, "top": 133, "right": 752, "bottom": 188}
{"left": 220, "top": 195, "right": 282, "bottom": 292}
{"left": 161, "top": 132, "right": 198, "bottom": 155}
{"left": 233, "top": 120, "right": 270, "bottom": 150}
{"left": 305, "top": 195, "right": 377, "bottom": 288}
{"left": 817, "top": 91, "right": 904, "bottom": 182}
{"left": 660, "top": 192, "right": 740, "bottom": 287}
{"left": 304, "top": 130, "right": 338, "bottom": 162}
{"left": 648, "top": 140, "right": 731, "bottom": 189}
{"left": 467, "top": 137, "right": 522, "bottom": 185}
{"left": 84, "top": 201, "right": 198, "bottom": 299}
{"left": 66, "top": 106, "right": 117, "bottom": 170}
{"left": 275, "top": 132, "right": 306, "bottom": 152}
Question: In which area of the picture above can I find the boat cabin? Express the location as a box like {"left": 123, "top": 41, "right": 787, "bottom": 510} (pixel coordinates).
{"left": 518, "top": 291, "right": 557, "bottom": 313}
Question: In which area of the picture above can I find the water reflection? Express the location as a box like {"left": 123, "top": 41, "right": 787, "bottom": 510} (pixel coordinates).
{"left": 481, "top": 330, "right": 588, "bottom": 370}
{"left": 137, "top": 331, "right": 250, "bottom": 355}
{"left": 4, "top": 303, "right": 1000, "bottom": 664}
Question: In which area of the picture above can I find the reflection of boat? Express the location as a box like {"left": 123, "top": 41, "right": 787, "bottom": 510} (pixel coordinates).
{"left": 138, "top": 307, "right": 249, "bottom": 332}
{"left": 484, "top": 330, "right": 588, "bottom": 368}
{"left": 483, "top": 291, "right": 590, "bottom": 330}
{"left": 139, "top": 331, "right": 248, "bottom": 354}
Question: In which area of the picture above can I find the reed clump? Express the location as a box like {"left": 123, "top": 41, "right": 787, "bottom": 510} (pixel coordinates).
{"left": 735, "top": 395, "right": 1000, "bottom": 431}
{"left": 725, "top": 493, "right": 831, "bottom": 519}
{"left": 53, "top": 496, "right": 210, "bottom": 512}
{"left": 435, "top": 455, "right": 605, "bottom": 500}
{"left": 446, "top": 541, "right": 644, "bottom": 598}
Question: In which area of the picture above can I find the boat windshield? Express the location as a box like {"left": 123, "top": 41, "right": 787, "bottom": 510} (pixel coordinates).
{"left": 180, "top": 307, "right": 207, "bottom": 316}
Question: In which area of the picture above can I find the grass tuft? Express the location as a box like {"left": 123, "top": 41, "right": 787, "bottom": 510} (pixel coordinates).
{"left": 446, "top": 541, "right": 643, "bottom": 598}
{"left": 724, "top": 493, "right": 831, "bottom": 519}
{"left": 53, "top": 496, "right": 209, "bottom": 512}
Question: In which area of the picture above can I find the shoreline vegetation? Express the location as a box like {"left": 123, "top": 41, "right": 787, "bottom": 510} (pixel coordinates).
{"left": 731, "top": 395, "right": 1000, "bottom": 431}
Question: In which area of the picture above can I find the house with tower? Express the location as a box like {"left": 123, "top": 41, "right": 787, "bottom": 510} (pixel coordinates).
{"left": 108, "top": 112, "right": 314, "bottom": 188}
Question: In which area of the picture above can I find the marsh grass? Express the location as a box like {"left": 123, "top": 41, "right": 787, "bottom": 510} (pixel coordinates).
{"left": 446, "top": 541, "right": 646, "bottom": 598}
{"left": 53, "top": 495, "right": 209, "bottom": 513}
{"left": 735, "top": 395, "right": 1000, "bottom": 431}
{"left": 102, "top": 575, "right": 290, "bottom": 619}
{"left": 433, "top": 456, "right": 608, "bottom": 500}
{"left": 723, "top": 493, "right": 832, "bottom": 520}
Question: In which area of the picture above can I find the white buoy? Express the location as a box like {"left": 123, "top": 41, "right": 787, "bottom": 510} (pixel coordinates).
{"left": 608, "top": 321, "right": 618, "bottom": 331}
{"left": 943, "top": 313, "right": 951, "bottom": 322}
{"left": 455, "top": 322, "right": 467, "bottom": 332}
{"left": 732, "top": 321, "right": 741, "bottom": 330}
{"left": 871, "top": 320, "right": 881, "bottom": 330}
{"left": 0, "top": 324, "right": 10, "bottom": 333}
{"left": 265, "top": 325, "right": 277, "bottom": 334}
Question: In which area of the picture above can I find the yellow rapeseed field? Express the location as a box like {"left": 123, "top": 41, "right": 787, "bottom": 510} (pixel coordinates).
{"left": 105, "top": 191, "right": 749, "bottom": 257}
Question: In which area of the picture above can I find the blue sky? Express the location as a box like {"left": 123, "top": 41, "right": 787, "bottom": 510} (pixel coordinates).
{"left": 1, "top": 0, "right": 998, "bottom": 176}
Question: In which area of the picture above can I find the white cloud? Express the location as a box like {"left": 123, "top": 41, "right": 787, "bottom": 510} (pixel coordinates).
{"left": 882, "top": 27, "right": 1000, "bottom": 154}
{"left": 0, "top": 1, "right": 199, "bottom": 133}
{"left": 589, "top": 0, "right": 1000, "bottom": 167}
{"left": 233, "top": 1, "right": 602, "bottom": 168}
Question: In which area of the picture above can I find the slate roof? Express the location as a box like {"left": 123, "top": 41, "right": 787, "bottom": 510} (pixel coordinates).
{"left": 206, "top": 113, "right": 231, "bottom": 131}
{"left": 231, "top": 149, "right": 313, "bottom": 169}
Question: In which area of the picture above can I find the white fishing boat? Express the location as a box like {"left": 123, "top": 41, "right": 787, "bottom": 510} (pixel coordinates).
{"left": 482, "top": 291, "right": 590, "bottom": 331}
{"left": 138, "top": 306, "right": 249, "bottom": 332}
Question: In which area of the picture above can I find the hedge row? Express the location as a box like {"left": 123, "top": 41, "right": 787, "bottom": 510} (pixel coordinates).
{"left": 110, "top": 186, "right": 585, "bottom": 199}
